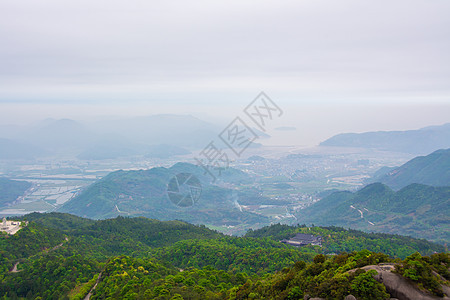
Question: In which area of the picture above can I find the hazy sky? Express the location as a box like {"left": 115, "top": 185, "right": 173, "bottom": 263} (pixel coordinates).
{"left": 0, "top": 0, "right": 449, "bottom": 143}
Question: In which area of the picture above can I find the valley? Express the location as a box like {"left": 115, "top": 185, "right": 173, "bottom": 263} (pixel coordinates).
{"left": 0, "top": 145, "right": 413, "bottom": 236}
{"left": 1, "top": 2, "right": 449, "bottom": 298}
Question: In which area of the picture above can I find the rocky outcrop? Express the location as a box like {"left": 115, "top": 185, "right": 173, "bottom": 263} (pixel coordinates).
{"left": 358, "top": 264, "right": 449, "bottom": 300}
{"left": 303, "top": 295, "right": 325, "bottom": 300}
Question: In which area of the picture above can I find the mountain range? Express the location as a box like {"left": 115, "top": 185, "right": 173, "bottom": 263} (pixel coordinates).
{"left": 320, "top": 123, "right": 450, "bottom": 154}
{"left": 297, "top": 182, "right": 449, "bottom": 243}
{"left": 0, "top": 115, "right": 267, "bottom": 160}
{"left": 373, "top": 148, "right": 450, "bottom": 190}
{"left": 297, "top": 149, "right": 450, "bottom": 243}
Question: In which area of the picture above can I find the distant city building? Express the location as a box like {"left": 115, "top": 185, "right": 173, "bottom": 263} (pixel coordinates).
{"left": 281, "top": 233, "right": 322, "bottom": 247}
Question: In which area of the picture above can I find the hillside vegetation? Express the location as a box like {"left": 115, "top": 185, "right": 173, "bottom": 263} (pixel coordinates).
{"left": 58, "top": 163, "right": 263, "bottom": 229}
{"left": 375, "top": 148, "right": 450, "bottom": 189}
{"left": 297, "top": 183, "right": 450, "bottom": 244}
{"left": 0, "top": 213, "right": 447, "bottom": 299}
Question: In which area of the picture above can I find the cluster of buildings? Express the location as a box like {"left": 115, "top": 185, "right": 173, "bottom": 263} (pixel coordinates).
{"left": 0, "top": 217, "right": 23, "bottom": 235}
{"left": 281, "top": 233, "right": 323, "bottom": 247}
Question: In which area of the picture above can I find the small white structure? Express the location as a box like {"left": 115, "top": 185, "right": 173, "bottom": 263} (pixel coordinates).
{"left": 0, "top": 217, "right": 23, "bottom": 235}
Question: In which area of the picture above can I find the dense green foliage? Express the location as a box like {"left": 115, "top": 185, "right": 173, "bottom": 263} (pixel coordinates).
{"left": 0, "top": 222, "right": 65, "bottom": 272}
{"left": 151, "top": 237, "right": 315, "bottom": 275}
{"left": 0, "top": 213, "right": 448, "bottom": 299}
{"left": 23, "top": 212, "right": 95, "bottom": 230}
{"left": 90, "top": 256, "right": 248, "bottom": 300}
{"left": 234, "top": 251, "right": 392, "bottom": 300}
{"left": 0, "top": 213, "right": 225, "bottom": 298}
{"left": 1, "top": 252, "right": 100, "bottom": 299}
{"left": 395, "top": 252, "right": 450, "bottom": 297}
{"left": 246, "top": 223, "right": 445, "bottom": 258}
{"left": 0, "top": 178, "right": 31, "bottom": 208}
{"left": 297, "top": 182, "right": 450, "bottom": 243}
{"left": 88, "top": 251, "right": 450, "bottom": 299}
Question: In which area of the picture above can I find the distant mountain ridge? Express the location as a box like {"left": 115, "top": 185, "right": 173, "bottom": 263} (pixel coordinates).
{"left": 0, "top": 178, "right": 31, "bottom": 208}
{"left": 0, "top": 115, "right": 224, "bottom": 160}
{"left": 374, "top": 148, "right": 450, "bottom": 189}
{"left": 23, "top": 119, "right": 99, "bottom": 152}
{"left": 297, "top": 182, "right": 450, "bottom": 243}
{"left": 90, "top": 114, "right": 219, "bottom": 148}
{"left": 320, "top": 123, "right": 450, "bottom": 154}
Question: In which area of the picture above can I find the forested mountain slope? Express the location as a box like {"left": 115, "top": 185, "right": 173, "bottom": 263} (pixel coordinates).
{"left": 59, "top": 163, "right": 264, "bottom": 228}
{"left": 374, "top": 148, "right": 450, "bottom": 189}
{"left": 0, "top": 213, "right": 447, "bottom": 299}
{"left": 296, "top": 183, "right": 450, "bottom": 243}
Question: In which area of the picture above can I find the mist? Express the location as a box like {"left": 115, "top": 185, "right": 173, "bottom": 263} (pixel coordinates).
{"left": 0, "top": 0, "right": 449, "bottom": 145}
{"left": 1, "top": 101, "right": 449, "bottom": 147}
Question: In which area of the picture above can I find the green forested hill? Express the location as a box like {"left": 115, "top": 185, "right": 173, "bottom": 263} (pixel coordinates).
{"left": 375, "top": 148, "right": 450, "bottom": 189}
{"left": 58, "top": 163, "right": 264, "bottom": 229}
{"left": 151, "top": 237, "right": 315, "bottom": 275}
{"left": 70, "top": 251, "right": 450, "bottom": 300}
{"left": 0, "top": 212, "right": 447, "bottom": 299}
{"left": 245, "top": 224, "right": 445, "bottom": 258}
{"left": 0, "top": 221, "right": 66, "bottom": 273}
{"left": 0, "top": 178, "right": 31, "bottom": 208}
{"left": 296, "top": 183, "right": 450, "bottom": 243}
{"left": 23, "top": 212, "right": 95, "bottom": 230}
{"left": 234, "top": 251, "right": 450, "bottom": 300}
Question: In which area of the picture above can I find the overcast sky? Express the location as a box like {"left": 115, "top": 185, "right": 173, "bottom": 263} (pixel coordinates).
{"left": 0, "top": 0, "right": 449, "bottom": 143}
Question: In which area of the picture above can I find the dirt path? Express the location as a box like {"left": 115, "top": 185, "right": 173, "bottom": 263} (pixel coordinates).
{"left": 50, "top": 237, "right": 69, "bottom": 251}
{"left": 10, "top": 262, "right": 21, "bottom": 273}
{"left": 9, "top": 237, "right": 69, "bottom": 273}
{"left": 84, "top": 272, "right": 102, "bottom": 300}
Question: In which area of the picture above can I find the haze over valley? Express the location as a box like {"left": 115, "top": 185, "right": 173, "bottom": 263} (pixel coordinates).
{"left": 0, "top": 117, "right": 448, "bottom": 237}
{"left": 1, "top": 1, "right": 449, "bottom": 299}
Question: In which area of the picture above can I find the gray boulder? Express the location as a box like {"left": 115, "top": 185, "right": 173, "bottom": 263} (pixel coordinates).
{"left": 358, "top": 264, "right": 449, "bottom": 300}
